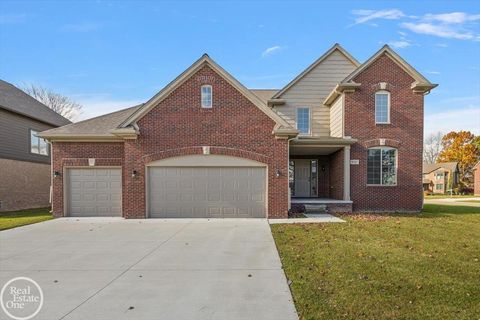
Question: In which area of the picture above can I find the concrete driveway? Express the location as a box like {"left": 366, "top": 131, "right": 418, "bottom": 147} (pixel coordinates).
{"left": 0, "top": 218, "right": 297, "bottom": 320}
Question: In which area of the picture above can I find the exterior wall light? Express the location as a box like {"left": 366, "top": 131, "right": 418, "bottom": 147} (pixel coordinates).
{"left": 53, "top": 171, "right": 61, "bottom": 178}
{"left": 132, "top": 170, "right": 138, "bottom": 178}
{"left": 276, "top": 169, "right": 281, "bottom": 177}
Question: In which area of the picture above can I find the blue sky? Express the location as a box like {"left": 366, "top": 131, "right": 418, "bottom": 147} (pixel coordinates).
{"left": 0, "top": 0, "right": 479, "bottom": 136}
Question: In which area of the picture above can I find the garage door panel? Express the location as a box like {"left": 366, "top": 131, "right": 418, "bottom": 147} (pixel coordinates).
{"left": 67, "top": 168, "right": 122, "bottom": 217}
{"left": 149, "top": 166, "right": 266, "bottom": 218}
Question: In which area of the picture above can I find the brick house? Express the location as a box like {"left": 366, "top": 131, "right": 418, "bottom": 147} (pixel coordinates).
{"left": 422, "top": 162, "right": 460, "bottom": 194}
{"left": 39, "top": 44, "right": 437, "bottom": 218}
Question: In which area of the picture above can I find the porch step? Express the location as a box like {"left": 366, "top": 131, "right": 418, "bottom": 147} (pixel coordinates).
{"left": 304, "top": 204, "right": 328, "bottom": 214}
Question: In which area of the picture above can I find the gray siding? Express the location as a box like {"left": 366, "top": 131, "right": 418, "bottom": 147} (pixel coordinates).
{"left": 0, "top": 108, "right": 54, "bottom": 164}
{"left": 274, "top": 50, "right": 357, "bottom": 136}
{"left": 330, "top": 95, "right": 344, "bottom": 137}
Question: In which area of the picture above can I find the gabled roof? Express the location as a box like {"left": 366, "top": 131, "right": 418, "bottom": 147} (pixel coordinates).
{"left": 272, "top": 43, "right": 360, "bottom": 99}
{"left": 342, "top": 45, "right": 437, "bottom": 90}
{"left": 324, "top": 45, "right": 438, "bottom": 106}
{"left": 120, "top": 54, "right": 294, "bottom": 133}
{"left": 0, "top": 79, "right": 71, "bottom": 127}
{"left": 423, "top": 162, "right": 459, "bottom": 174}
{"left": 39, "top": 104, "right": 143, "bottom": 140}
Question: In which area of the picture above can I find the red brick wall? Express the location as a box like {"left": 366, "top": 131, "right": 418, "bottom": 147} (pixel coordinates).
{"left": 474, "top": 168, "right": 480, "bottom": 196}
{"left": 344, "top": 53, "right": 424, "bottom": 212}
{"left": 329, "top": 149, "right": 344, "bottom": 200}
{"left": 51, "top": 142, "right": 124, "bottom": 217}
{"left": 52, "top": 64, "right": 289, "bottom": 218}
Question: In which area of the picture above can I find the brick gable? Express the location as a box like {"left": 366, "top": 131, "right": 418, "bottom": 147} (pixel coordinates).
{"left": 345, "top": 53, "right": 424, "bottom": 211}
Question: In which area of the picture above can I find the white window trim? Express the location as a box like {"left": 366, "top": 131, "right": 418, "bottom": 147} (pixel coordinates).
{"left": 296, "top": 107, "right": 311, "bottom": 136}
{"left": 366, "top": 146, "right": 397, "bottom": 186}
{"left": 30, "top": 129, "right": 49, "bottom": 156}
{"left": 375, "top": 90, "right": 390, "bottom": 124}
{"left": 201, "top": 85, "right": 212, "bottom": 108}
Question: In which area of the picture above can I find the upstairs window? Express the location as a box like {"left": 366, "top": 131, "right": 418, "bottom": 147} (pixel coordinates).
{"left": 30, "top": 130, "right": 48, "bottom": 156}
{"left": 201, "top": 85, "right": 212, "bottom": 108}
{"left": 367, "top": 147, "right": 397, "bottom": 185}
{"left": 297, "top": 107, "right": 310, "bottom": 135}
{"left": 375, "top": 91, "right": 390, "bottom": 124}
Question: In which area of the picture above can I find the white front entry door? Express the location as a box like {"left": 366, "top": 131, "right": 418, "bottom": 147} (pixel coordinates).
{"left": 294, "top": 160, "right": 311, "bottom": 197}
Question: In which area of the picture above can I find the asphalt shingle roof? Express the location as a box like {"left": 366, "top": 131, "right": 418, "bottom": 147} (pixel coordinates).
{"left": 0, "top": 80, "right": 71, "bottom": 127}
{"left": 423, "top": 162, "right": 459, "bottom": 174}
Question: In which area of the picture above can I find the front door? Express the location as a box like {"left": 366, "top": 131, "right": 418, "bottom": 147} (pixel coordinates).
{"left": 294, "top": 160, "right": 311, "bottom": 197}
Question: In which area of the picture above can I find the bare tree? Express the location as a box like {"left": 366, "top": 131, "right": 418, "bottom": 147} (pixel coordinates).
{"left": 423, "top": 132, "right": 443, "bottom": 163}
{"left": 21, "top": 84, "right": 82, "bottom": 120}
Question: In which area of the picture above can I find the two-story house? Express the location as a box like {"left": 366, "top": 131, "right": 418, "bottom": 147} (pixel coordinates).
{"left": 0, "top": 80, "right": 71, "bottom": 211}
{"left": 423, "top": 162, "right": 460, "bottom": 194}
{"left": 39, "top": 44, "right": 437, "bottom": 218}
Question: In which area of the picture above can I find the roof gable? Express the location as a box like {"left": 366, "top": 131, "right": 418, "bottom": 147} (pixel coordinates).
{"left": 342, "top": 45, "right": 437, "bottom": 91}
{"left": 120, "top": 54, "right": 293, "bottom": 132}
{"left": 272, "top": 44, "right": 360, "bottom": 99}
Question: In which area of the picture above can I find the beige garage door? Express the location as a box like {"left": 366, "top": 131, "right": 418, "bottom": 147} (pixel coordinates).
{"left": 148, "top": 167, "right": 266, "bottom": 218}
{"left": 67, "top": 168, "right": 122, "bottom": 217}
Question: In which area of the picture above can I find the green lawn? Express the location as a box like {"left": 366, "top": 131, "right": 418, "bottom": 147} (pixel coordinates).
{"left": 0, "top": 208, "right": 53, "bottom": 231}
{"left": 271, "top": 204, "right": 480, "bottom": 320}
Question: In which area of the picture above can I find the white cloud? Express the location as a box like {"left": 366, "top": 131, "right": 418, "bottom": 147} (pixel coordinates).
{"left": 425, "top": 107, "right": 480, "bottom": 136}
{"left": 261, "top": 46, "right": 283, "bottom": 57}
{"left": 401, "top": 22, "right": 474, "bottom": 40}
{"left": 60, "top": 22, "right": 100, "bottom": 33}
{"left": 351, "top": 9, "right": 405, "bottom": 25}
{"left": 424, "top": 12, "right": 480, "bottom": 24}
{"left": 388, "top": 40, "right": 412, "bottom": 48}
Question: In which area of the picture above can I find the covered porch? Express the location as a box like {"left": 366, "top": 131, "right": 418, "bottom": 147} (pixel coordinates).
{"left": 288, "top": 136, "right": 356, "bottom": 213}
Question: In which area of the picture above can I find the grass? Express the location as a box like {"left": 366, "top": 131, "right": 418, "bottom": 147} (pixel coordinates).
{"left": 271, "top": 204, "right": 480, "bottom": 320}
{"left": 0, "top": 208, "right": 53, "bottom": 231}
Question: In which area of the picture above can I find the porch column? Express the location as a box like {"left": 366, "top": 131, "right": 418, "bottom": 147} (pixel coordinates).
{"left": 343, "top": 145, "right": 351, "bottom": 201}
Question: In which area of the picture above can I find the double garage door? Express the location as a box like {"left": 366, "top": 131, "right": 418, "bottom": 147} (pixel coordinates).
{"left": 66, "top": 164, "right": 266, "bottom": 218}
{"left": 148, "top": 167, "right": 266, "bottom": 218}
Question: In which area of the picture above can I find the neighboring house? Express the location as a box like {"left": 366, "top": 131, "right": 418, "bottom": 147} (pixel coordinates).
{"left": 422, "top": 162, "right": 460, "bottom": 194}
{"left": 474, "top": 162, "right": 480, "bottom": 196}
{"left": 39, "top": 44, "right": 437, "bottom": 218}
{"left": 0, "top": 80, "right": 71, "bottom": 211}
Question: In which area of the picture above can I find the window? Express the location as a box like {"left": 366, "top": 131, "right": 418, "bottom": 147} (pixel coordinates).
{"left": 30, "top": 130, "right": 48, "bottom": 155}
{"left": 435, "top": 172, "right": 444, "bottom": 180}
{"left": 375, "top": 91, "right": 390, "bottom": 124}
{"left": 201, "top": 85, "right": 212, "bottom": 108}
{"left": 435, "top": 184, "right": 443, "bottom": 190}
{"left": 367, "top": 147, "right": 397, "bottom": 185}
{"left": 297, "top": 107, "right": 310, "bottom": 134}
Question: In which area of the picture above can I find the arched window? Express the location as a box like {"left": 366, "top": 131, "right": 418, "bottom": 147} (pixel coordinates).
{"left": 201, "top": 85, "right": 212, "bottom": 108}
{"left": 367, "top": 147, "right": 397, "bottom": 185}
{"left": 375, "top": 91, "right": 390, "bottom": 124}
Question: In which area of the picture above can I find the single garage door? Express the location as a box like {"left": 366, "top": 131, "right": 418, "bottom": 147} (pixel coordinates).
{"left": 148, "top": 167, "right": 266, "bottom": 218}
{"left": 67, "top": 168, "right": 122, "bottom": 217}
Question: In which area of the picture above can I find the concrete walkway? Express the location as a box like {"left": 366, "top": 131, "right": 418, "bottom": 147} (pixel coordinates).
{"left": 269, "top": 213, "right": 345, "bottom": 224}
{"left": 0, "top": 218, "right": 298, "bottom": 320}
